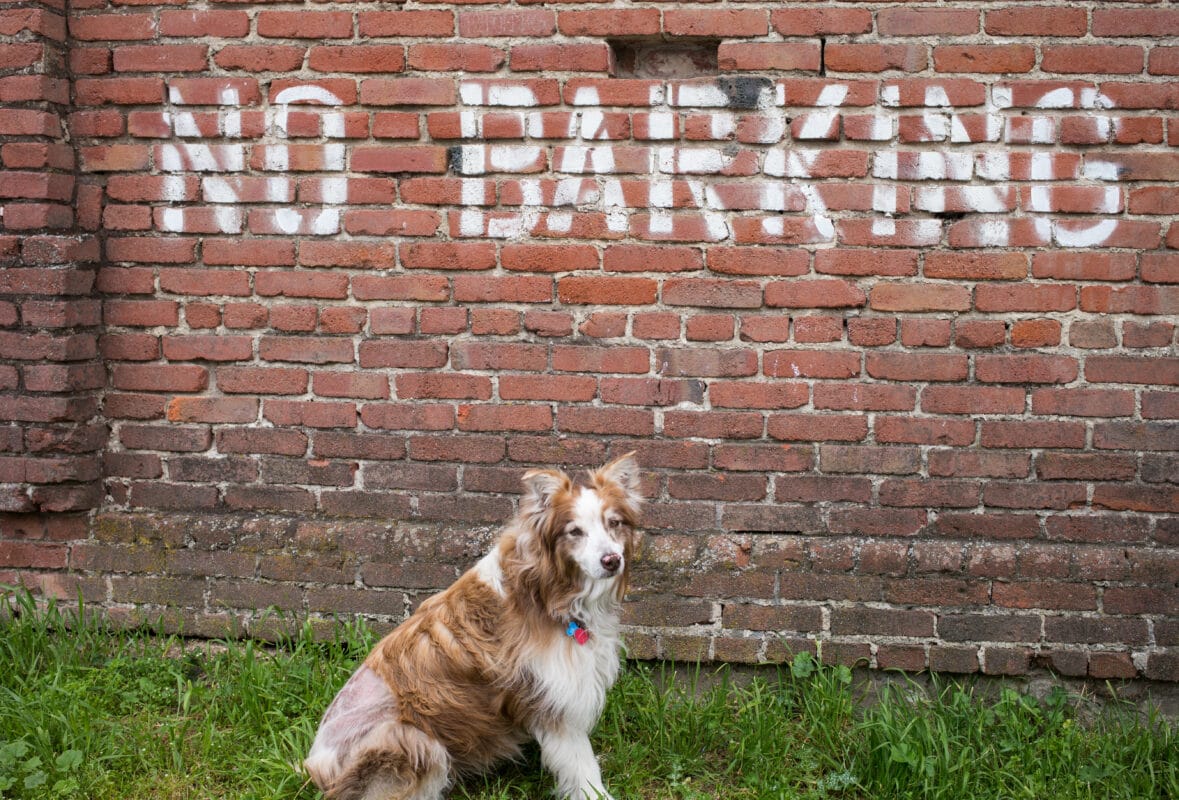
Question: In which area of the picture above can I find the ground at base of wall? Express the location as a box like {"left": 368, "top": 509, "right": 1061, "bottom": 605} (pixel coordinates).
{"left": 1, "top": 593, "right": 1175, "bottom": 800}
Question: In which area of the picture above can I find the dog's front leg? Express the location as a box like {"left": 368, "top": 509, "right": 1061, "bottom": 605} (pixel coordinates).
{"left": 534, "top": 728, "right": 614, "bottom": 800}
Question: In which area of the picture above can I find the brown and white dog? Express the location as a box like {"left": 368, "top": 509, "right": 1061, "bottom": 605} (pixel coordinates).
{"left": 305, "top": 454, "right": 642, "bottom": 800}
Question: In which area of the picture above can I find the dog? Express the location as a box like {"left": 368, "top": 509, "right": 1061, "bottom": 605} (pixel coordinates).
{"left": 305, "top": 454, "right": 642, "bottom": 800}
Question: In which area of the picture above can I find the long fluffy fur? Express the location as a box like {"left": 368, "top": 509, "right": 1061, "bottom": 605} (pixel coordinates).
{"left": 305, "top": 454, "right": 642, "bottom": 800}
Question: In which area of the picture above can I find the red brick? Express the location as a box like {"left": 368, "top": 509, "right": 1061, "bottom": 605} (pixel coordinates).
{"left": 790, "top": 316, "right": 844, "bottom": 345}
{"left": 878, "top": 8, "right": 979, "bottom": 36}
{"left": 897, "top": 320, "right": 950, "bottom": 348}
{"left": 763, "top": 350, "right": 859, "bottom": 380}
{"left": 255, "top": 271, "right": 348, "bottom": 301}
{"left": 113, "top": 45, "right": 208, "bottom": 73}
{"left": 546, "top": 345, "right": 644, "bottom": 376}
{"left": 214, "top": 46, "right": 306, "bottom": 74}
{"left": 1080, "top": 283, "right": 1178, "bottom": 315}
{"left": 557, "top": 407, "right": 654, "bottom": 436}
{"left": 975, "top": 354, "right": 1078, "bottom": 385}
{"left": 992, "top": 582, "right": 1095, "bottom": 611}
{"left": 75, "top": 76, "right": 165, "bottom": 106}
{"left": 258, "top": 11, "right": 353, "bottom": 39}
{"left": 684, "top": 315, "right": 734, "bottom": 342}
{"left": 400, "top": 241, "right": 496, "bottom": 271}
{"left": 815, "top": 383, "right": 915, "bottom": 412}
{"left": 259, "top": 336, "right": 354, "bottom": 366}
{"left": 309, "top": 45, "right": 405, "bottom": 74}
{"left": 159, "top": 10, "right": 249, "bottom": 37}
{"left": 457, "top": 405, "right": 552, "bottom": 433}
{"left": 935, "top": 45, "right": 1035, "bottom": 74}
{"left": 926, "top": 252, "right": 1027, "bottom": 281}
{"left": 396, "top": 373, "right": 492, "bottom": 401}
{"left": 558, "top": 9, "right": 660, "bottom": 37}
{"left": 454, "top": 276, "right": 551, "bottom": 304}
{"left": 350, "top": 277, "right": 447, "bottom": 305}
{"left": 459, "top": 9, "right": 555, "bottom": 38}
{"left": 771, "top": 7, "right": 872, "bottom": 36}
{"left": 665, "top": 278, "right": 762, "bottom": 309}
{"left": 718, "top": 42, "right": 820, "bottom": 73}
{"left": 665, "top": 410, "right": 762, "bottom": 439}
{"left": 604, "top": 244, "right": 701, "bottom": 274}
{"left": 812, "top": 250, "right": 912, "bottom": 279}
{"left": 880, "top": 78, "right": 987, "bottom": 108}
{"left": 171, "top": 78, "right": 261, "bottom": 106}
{"left": 663, "top": 9, "right": 768, "bottom": 38}
{"left": 359, "top": 341, "right": 448, "bottom": 370}
{"left": 1042, "top": 46, "right": 1144, "bottom": 75}
{"left": 866, "top": 353, "right": 968, "bottom": 383}
{"left": 71, "top": 13, "right": 156, "bottom": 41}
{"left": 1032, "top": 388, "right": 1134, "bottom": 418}
{"left": 870, "top": 284, "right": 971, "bottom": 313}
{"left": 112, "top": 364, "right": 207, "bottom": 393}
{"left": 499, "top": 375, "right": 596, "bottom": 403}
{"left": 264, "top": 400, "right": 356, "bottom": 430}
{"left": 502, "top": 244, "right": 598, "bottom": 274}
{"left": 353, "top": 144, "right": 450, "bottom": 174}
{"left": 1093, "top": 8, "right": 1179, "bottom": 37}
{"left": 511, "top": 43, "right": 610, "bottom": 73}
{"left": 1000, "top": 315, "right": 1058, "bottom": 348}
{"left": 558, "top": 276, "right": 657, "bottom": 306}
{"left": 218, "top": 367, "right": 307, "bottom": 396}
{"left": 159, "top": 269, "right": 250, "bottom": 298}
{"left": 354, "top": 405, "right": 451, "bottom": 435}
{"left": 1143, "top": 392, "right": 1179, "bottom": 420}
{"left": 1124, "top": 321, "right": 1175, "bottom": 349}
{"left": 986, "top": 7, "right": 1087, "bottom": 37}
{"left": 300, "top": 241, "right": 397, "bottom": 270}
{"left": 1086, "top": 356, "right": 1179, "bottom": 386}
{"left": 1032, "top": 252, "right": 1136, "bottom": 282}
{"left": 766, "top": 280, "right": 866, "bottom": 310}
{"left": 824, "top": 44, "right": 926, "bottom": 74}
{"left": 563, "top": 79, "right": 661, "bottom": 109}
{"left": 1149, "top": 47, "right": 1179, "bottom": 76}
{"left": 409, "top": 44, "right": 505, "bottom": 74}
{"left": 202, "top": 239, "right": 294, "bottom": 268}
{"left": 162, "top": 335, "right": 252, "bottom": 363}
{"left": 360, "top": 78, "right": 455, "bottom": 107}
{"left": 359, "top": 10, "right": 455, "bottom": 38}
{"left": 921, "top": 386, "right": 1025, "bottom": 416}
{"left": 167, "top": 397, "right": 257, "bottom": 424}
{"left": 343, "top": 210, "right": 439, "bottom": 238}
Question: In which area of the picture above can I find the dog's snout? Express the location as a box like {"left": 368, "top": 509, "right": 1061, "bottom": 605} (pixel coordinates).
{"left": 600, "top": 553, "right": 621, "bottom": 574}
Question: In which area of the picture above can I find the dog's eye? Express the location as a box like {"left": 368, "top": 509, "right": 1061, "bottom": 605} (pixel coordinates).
{"left": 567, "top": 526, "right": 585, "bottom": 538}
{"left": 608, "top": 518, "right": 622, "bottom": 529}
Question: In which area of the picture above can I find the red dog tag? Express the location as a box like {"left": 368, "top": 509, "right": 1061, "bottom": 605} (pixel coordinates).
{"left": 566, "top": 620, "right": 590, "bottom": 645}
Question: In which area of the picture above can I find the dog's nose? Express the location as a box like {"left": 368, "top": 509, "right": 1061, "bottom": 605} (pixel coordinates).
{"left": 600, "top": 553, "right": 621, "bottom": 574}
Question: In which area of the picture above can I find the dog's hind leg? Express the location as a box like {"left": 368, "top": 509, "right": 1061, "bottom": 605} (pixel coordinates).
{"left": 326, "top": 721, "right": 451, "bottom": 800}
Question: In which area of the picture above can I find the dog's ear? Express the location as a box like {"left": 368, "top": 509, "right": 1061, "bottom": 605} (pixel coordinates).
{"left": 594, "top": 452, "right": 642, "bottom": 508}
{"left": 521, "top": 468, "right": 570, "bottom": 513}
{"left": 597, "top": 452, "right": 640, "bottom": 493}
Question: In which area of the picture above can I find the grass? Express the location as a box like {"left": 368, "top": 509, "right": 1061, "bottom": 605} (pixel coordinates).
{"left": 0, "top": 589, "right": 1175, "bottom": 799}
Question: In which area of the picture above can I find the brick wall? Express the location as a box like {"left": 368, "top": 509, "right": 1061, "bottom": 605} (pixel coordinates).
{"left": 1, "top": 0, "right": 1177, "bottom": 681}
{"left": 0, "top": 0, "right": 105, "bottom": 514}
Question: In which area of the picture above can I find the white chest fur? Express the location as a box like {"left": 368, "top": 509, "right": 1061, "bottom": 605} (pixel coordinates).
{"left": 528, "top": 614, "right": 621, "bottom": 733}
{"left": 472, "top": 539, "right": 624, "bottom": 733}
